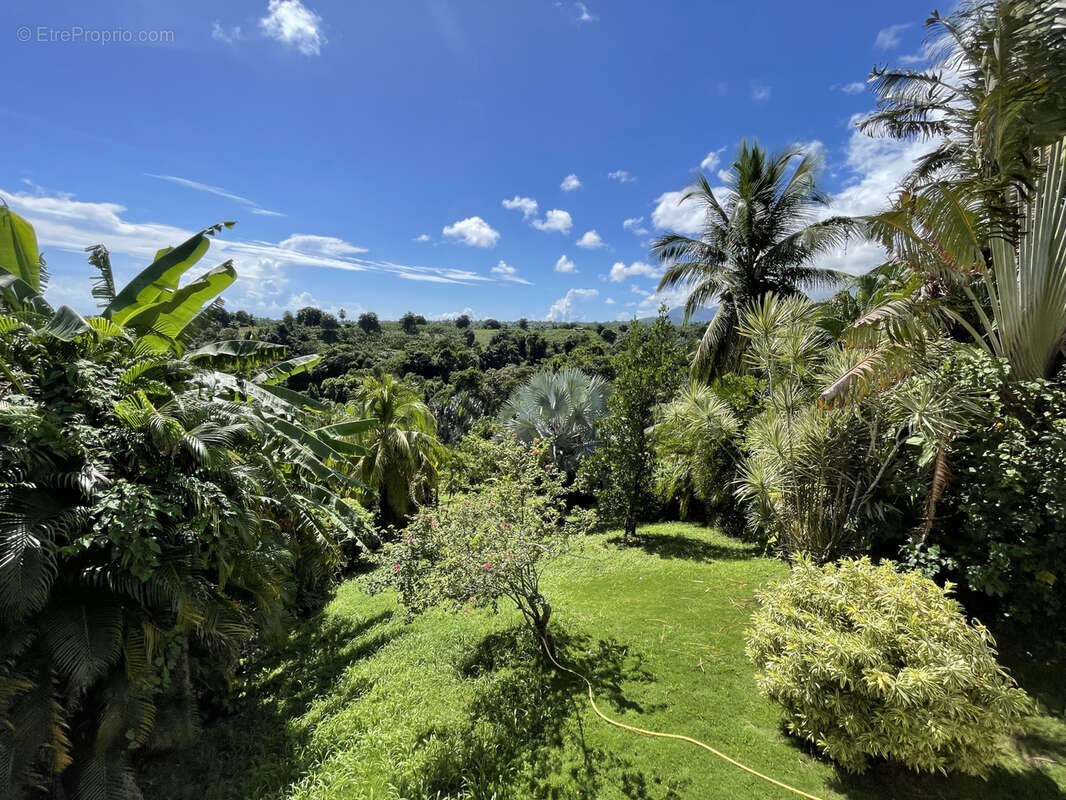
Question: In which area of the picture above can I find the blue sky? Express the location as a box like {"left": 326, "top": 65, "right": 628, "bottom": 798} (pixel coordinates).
{"left": 3, "top": 0, "right": 937, "bottom": 321}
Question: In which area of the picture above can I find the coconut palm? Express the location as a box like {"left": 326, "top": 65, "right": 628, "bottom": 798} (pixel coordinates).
{"left": 352, "top": 371, "right": 443, "bottom": 527}
{"left": 651, "top": 140, "right": 856, "bottom": 378}
{"left": 499, "top": 368, "right": 610, "bottom": 474}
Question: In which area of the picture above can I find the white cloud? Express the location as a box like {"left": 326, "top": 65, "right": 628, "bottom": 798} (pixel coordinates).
{"left": 700, "top": 147, "right": 726, "bottom": 171}
{"left": 717, "top": 168, "right": 731, "bottom": 183}
{"left": 1, "top": 186, "right": 492, "bottom": 317}
{"left": 442, "top": 216, "right": 500, "bottom": 247}
{"left": 144, "top": 173, "right": 282, "bottom": 217}
{"left": 752, "top": 82, "right": 771, "bottom": 101}
{"left": 278, "top": 234, "right": 367, "bottom": 256}
{"left": 414, "top": 233, "right": 431, "bottom": 242}
{"left": 652, "top": 189, "right": 710, "bottom": 235}
{"left": 531, "top": 208, "right": 573, "bottom": 234}
{"left": 546, "top": 288, "right": 598, "bottom": 321}
{"left": 502, "top": 195, "right": 539, "bottom": 219}
{"left": 575, "top": 2, "right": 597, "bottom": 23}
{"left": 608, "top": 170, "right": 635, "bottom": 183}
{"left": 875, "top": 23, "right": 909, "bottom": 50}
{"left": 840, "top": 81, "right": 867, "bottom": 95}
{"left": 491, "top": 260, "right": 533, "bottom": 285}
{"left": 560, "top": 174, "right": 582, "bottom": 192}
{"left": 211, "top": 21, "right": 243, "bottom": 43}
{"left": 623, "top": 216, "right": 649, "bottom": 236}
{"left": 426, "top": 307, "right": 476, "bottom": 321}
{"left": 604, "top": 297, "right": 615, "bottom": 305}
{"left": 608, "top": 261, "right": 663, "bottom": 283}
{"left": 259, "top": 0, "right": 325, "bottom": 55}
{"left": 576, "top": 229, "right": 605, "bottom": 249}
{"left": 554, "top": 254, "right": 577, "bottom": 273}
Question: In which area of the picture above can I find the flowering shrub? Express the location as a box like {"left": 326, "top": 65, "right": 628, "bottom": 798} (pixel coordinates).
{"left": 375, "top": 437, "right": 595, "bottom": 654}
{"left": 746, "top": 558, "right": 1032, "bottom": 775}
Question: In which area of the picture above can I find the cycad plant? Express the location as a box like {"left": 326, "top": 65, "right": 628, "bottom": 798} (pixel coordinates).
{"left": 0, "top": 208, "right": 372, "bottom": 798}
{"left": 499, "top": 368, "right": 610, "bottom": 474}
{"left": 651, "top": 140, "right": 855, "bottom": 378}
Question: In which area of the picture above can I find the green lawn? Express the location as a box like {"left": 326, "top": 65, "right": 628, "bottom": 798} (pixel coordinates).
{"left": 146, "top": 523, "right": 1066, "bottom": 800}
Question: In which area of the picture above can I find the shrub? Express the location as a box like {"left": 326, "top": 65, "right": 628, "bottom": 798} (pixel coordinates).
{"left": 746, "top": 558, "right": 1031, "bottom": 776}
{"left": 937, "top": 366, "right": 1066, "bottom": 630}
{"left": 375, "top": 438, "right": 595, "bottom": 654}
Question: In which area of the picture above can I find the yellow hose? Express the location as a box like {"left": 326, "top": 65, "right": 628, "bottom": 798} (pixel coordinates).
{"left": 540, "top": 638, "right": 827, "bottom": 800}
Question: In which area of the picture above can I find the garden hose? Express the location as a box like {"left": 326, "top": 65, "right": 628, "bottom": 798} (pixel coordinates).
{"left": 540, "top": 638, "right": 827, "bottom": 800}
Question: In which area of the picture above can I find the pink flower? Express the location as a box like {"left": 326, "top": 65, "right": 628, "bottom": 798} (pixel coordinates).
{"left": 405, "top": 537, "right": 413, "bottom": 543}
{"left": 431, "top": 520, "right": 438, "bottom": 527}
{"left": 394, "top": 564, "right": 401, "bottom": 571}
{"left": 483, "top": 562, "right": 492, "bottom": 569}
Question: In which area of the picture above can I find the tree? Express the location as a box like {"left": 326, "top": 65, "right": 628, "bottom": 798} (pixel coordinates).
{"left": 483, "top": 318, "right": 502, "bottom": 329}
{"left": 517, "top": 317, "right": 529, "bottom": 330}
{"left": 583, "top": 308, "right": 686, "bottom": 542}
{"left": 352, "top": 371, "right": 443, "bottom": 527}
{"left": 856, "top": 1, "right": 1066, "bottom": 381}
{"left": 499, "top": 368, "right": 610, "bottom": 474}
{"left": 0, "top": 212, "right": 371, "bottom": 797}
{"left": 357, "top": 311, "right": 380, "bottom": 334}
{"left": 454, "top": 314, "right": 471, "bottom": 329}
{"left": 400, "top": 311, "right": 420, "bottom": 334}
{"left": 296, "top": 306, "right": 324, "bottom": 327}
{"left": 652, "top": 140, "right": 855, "bottom": 378}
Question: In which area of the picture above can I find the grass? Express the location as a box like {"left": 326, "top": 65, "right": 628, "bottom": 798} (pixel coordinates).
{"left": 146, "top": 523, "right": 1066, "bottom": 799}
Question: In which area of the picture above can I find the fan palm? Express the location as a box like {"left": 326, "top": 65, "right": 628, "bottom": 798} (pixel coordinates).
{"left": 352, "top": 371, "right": 443, "bottom": 528}
{"left": 652, "top": 140, "right": 856, "bottom": 378}
{"left": 499, "top": 368, "right": 610, "bottom": 474}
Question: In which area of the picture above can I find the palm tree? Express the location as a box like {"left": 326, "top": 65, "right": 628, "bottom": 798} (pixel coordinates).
{"left": 353, "top": 371, "right": 443, "bottom": 527}
{"left": 499, "top": 368, "right": 610, "bottom": 474}
{"left": 857, "top": 1, "right": 1066, "bottom": 381}
{"left": 652, "top": 140, "right": 856, "bottom": 378}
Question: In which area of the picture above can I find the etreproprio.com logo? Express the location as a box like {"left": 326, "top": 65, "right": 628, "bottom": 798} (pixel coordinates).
{"left": 16, "top": 26, "right": 175, "bottom": 44}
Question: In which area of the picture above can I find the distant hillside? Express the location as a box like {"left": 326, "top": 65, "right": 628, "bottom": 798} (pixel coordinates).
{"left": 638, "top": 305, "right": 717, "bottom": 325}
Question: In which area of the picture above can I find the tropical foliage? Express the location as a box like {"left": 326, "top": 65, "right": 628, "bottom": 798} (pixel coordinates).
{"left": 0, "top": 210, "right": 371, "bottom": 798}
{"left": 375, "top": 437, "right": 594, "bottom": 654}
{"left": 499, "top": 368, "right": 609, "bottom": 474}
{"left": 651, "top": 140, "right": 855, "bottom": 377}
{"left": 582, "top": 309, "right": 686, "bottom": 542}
{"left": 747, "top": 557, "right": 1032, "bottom": 775}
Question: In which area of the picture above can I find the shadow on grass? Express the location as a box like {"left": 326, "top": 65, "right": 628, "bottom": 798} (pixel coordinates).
{"left": 607, "top": 529, "right": 758, "bottom": 562}
{"left": 141, "top": 608, "right": 402, "bottom": 800}
{"left": 411, "top": 625, "right": 686, "bottom": 799}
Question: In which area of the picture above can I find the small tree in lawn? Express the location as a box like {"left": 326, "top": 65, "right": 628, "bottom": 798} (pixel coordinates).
{"left": 584, "top": 306, "right": 686, "bottom": 543}
{"left": 376, "top": 437, "right": 594, "bottom": 656}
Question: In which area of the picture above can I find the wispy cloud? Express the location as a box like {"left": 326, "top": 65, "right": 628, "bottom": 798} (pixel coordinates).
{"left": 608, "top": 261, "right": 662, "bottom": 283}
{"left": 491, "top": 260, "right": 533, "bottom": 285}
{"left": 259, "top": 0, "right": 325, "bottom": 55}
{"left": 0, "top": 186, "right": 490, "bottom": 317}
{"left": 701, "top": 147, "right": 726, "bottom": 171}
{"left": 574, "top": 2, "right": 597, "bottom": 23}
{"left": 144, "top": 173, "right": 283, "bottom": 217}
{"left": 839, "top": 81, "right": 867, "bottom": 95}
{"left": 608, "top": 170, "right": 636, "bottom": 183}
{"left": 622, "top": 216, "right": 649, "bottom": 236}
{"left": 875, "top": 23, "right": 909, "bottom": 50}
{"left": 211, "top": 21, "right": 244, "bottom": 44}
{"left": 751, "top": 82, "right": 771, "bottom": 101}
